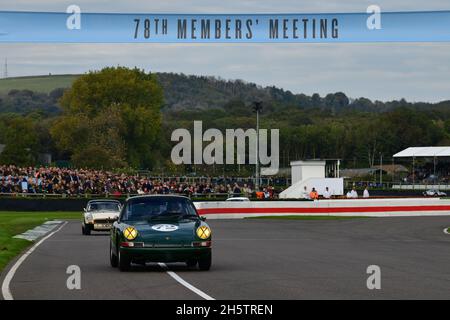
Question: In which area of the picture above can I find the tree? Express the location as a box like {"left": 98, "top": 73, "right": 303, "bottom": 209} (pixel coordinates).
{"left": 51, "top": 67, "right": 164, "bottom": 169}
{"left": 0, "top": 116, "right": 39, "bottom": 166}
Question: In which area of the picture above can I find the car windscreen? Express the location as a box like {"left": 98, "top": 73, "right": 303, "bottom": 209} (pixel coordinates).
{"left": 89, "top": 202, "right": 120, "bottom": 211}
{"left": 121, "top": 197, "right": 198, "bottom": 222}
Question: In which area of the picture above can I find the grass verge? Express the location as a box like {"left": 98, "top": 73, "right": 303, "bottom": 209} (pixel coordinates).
{"left": 245, "top": 215, "right": 371, "bottom": 220}
{"left": 0, "top": 211, "right": 80, "bottom": 273}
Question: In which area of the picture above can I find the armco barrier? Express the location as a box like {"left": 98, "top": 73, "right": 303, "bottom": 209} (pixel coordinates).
{"left": 194, "top": 198, "right": 450, "bottom": 219}
{"left": 2, "top": 196, "right": 450, "bottom": 218}
{"left": 0, "top": 198, "right": 103, "bottom": 211}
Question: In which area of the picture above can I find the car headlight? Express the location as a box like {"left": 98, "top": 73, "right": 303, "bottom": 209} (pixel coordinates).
{"left": 123, "top": 227, "right": 138, "bottom": 240}
{"left": 196, "top": 226, "right": 211, "bottom": 240}
{"left": 85, "top": 214, "right": 93, "bottom": 222}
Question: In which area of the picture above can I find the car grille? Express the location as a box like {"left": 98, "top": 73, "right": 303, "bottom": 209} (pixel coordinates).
{"left": 94, "top": 219, "right": 116, "bottom": 224}
{"left": 143, "top": 243, "right": 191, "bottom": 248}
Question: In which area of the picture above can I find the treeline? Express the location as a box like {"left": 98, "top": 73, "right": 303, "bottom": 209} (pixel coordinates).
{"left": 0, "top": 69, "right": 450, "bottom": 173}
{"left": 162, "top": 102, "right": 450, "bottom": 171}
{"left": 0, "top": 88, "right": 64, "bottom": 116}
{"left": 3, "top": 72, "right": 450, "bottom": 116}
{"left": 155, "top": 73, "right": 450, "bottom": 116}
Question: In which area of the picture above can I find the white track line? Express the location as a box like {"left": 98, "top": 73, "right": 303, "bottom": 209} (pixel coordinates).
{"left": 1, "top": 221, "right": 68, "bottom": 300}
{"left": 158, "top": 263, "right": 215, "bottom": 300}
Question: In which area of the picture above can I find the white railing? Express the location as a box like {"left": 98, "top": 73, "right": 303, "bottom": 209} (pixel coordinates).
{"left": 392, "top": 184, "right": 450, "bottom": 190}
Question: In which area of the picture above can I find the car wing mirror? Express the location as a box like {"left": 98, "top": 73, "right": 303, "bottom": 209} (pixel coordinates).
{"left": 83, "top": 208, "right": 87, "bottom": 212}
{"left": 200, "top": 216, "right": 207, "bottom": 221}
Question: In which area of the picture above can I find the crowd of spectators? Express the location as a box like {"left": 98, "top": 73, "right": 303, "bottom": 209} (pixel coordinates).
{"left": 401, "top": 164, "right": 450, "bottom": 184}
{"left": 0, "top": 165, "right": 276, "bottom": 198}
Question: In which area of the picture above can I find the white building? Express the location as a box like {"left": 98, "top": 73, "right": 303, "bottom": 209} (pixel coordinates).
{"left": 279, "top": 159, "right": 344, "bottom": 199}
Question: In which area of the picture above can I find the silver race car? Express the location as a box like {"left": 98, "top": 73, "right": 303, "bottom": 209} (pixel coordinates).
{"left": 82, "top": 199, "right": 122, "bottom": 235}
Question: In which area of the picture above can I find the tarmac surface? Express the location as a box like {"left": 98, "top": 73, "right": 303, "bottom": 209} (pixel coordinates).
{"left": 2, "top": 217, "right": 450, "bottom": 299}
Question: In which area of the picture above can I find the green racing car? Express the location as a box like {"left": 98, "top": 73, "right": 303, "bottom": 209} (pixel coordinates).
{"left": 109, "top": 195, "right": 212, "bottom": 271}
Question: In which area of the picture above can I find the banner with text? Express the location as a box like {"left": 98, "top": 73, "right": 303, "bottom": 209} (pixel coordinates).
{"left": 0, "top": 10, "right": 449, "bottom": 43}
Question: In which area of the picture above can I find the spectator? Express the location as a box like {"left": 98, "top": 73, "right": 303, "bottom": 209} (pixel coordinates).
{"left": 323, "top": 187, "right": 332, "bottom": 199}
{"left": 21, "top": 177, "right": 28, "bottom": 193}
{"left": 302, "top": 186, "right": 310, "bottom": 199}
{"left": 256, "top": 190, "right": 264, "bottom": 200}
{"left": 263, "top": 188, "right": 270, "bottom": 199}
{"left": 309, "top": 187, "right": 319, "bottom": 200}
{"left": 363, "top": 187, "right": 370, "bottom": 198}
{"left": 346, "top": 190, "right": 352, "bottom": 198}
{"left": 233, "top": 183, "right": 241, "bottom": 195}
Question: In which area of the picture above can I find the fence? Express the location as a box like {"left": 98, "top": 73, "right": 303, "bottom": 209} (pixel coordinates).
{"left": 0, "top": 192, "right": 247, "bottom": 201}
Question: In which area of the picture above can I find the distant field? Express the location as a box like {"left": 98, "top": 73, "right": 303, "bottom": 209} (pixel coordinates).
{"left": 0, "top": 74, "right": 79, "bottom": 94}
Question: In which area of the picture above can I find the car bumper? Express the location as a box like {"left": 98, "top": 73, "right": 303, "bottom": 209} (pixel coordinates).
{"left": 120, "top": 246, "right": 211, "bottom": 263}
{"left": 84, "top": 222, "right": 114, "bottom": 231}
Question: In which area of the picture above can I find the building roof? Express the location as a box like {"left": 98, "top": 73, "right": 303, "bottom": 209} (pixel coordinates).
{"left": 393, "top": 147, "right": 450, "bottom": 158}
{"left": 340, "top": 168, "right": 378, "bottom": 178}
{"left": 372, "top": 164, "right": 408, "bottom": 174}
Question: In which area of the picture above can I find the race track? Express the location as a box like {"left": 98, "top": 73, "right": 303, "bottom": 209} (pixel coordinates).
{"left": 2, "top": 217, "right": 450, "bottom": 300}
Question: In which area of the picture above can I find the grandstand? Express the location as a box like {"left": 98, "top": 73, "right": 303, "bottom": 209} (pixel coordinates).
{"left": 393, "top": 146, "right": 450, "bottom": 190}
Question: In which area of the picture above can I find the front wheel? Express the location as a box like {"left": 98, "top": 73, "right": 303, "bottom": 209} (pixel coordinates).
{"left": 118, "top": 249, "right": 131, "bottom": 272}
{"left": 198, "top": 252, "right": 212, "bottom": 271}
{"left": 82, "top": 224, "right": 91, "bottom": 235}
{"left": 186, "top": 259, "right": 197, "bottom": 268}
{"left": 110, "top": 242, "right": 118, "bottom": 268}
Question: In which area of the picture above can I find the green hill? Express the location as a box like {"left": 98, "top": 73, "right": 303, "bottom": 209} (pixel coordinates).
{"left": 0, "top": 73, "right": 303, "bottom": 113}
{"left": 0, "top": 73, "right": 448, "bottom": 117}
{"left": 0, "top": 74, "right": 79, "bottom": 95}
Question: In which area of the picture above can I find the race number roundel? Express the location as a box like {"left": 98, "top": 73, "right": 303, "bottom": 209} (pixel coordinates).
{"left": 151, "top": 224, "right": 179, "bottom": 232}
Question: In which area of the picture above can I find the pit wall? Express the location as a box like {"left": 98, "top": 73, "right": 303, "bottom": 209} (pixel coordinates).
{"left": 194, "top": 198, "right": 450, "bottom": 219}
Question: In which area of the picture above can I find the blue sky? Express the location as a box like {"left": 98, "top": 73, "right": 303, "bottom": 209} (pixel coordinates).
{"left": 0, "top": 0, "right": 449, "bottom": 102}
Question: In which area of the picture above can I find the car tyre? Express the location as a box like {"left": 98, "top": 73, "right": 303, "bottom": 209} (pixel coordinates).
{"left": 198, "top": 252, "right": 212, "bottom": 271}
{"left": 118, "top": 249, "right": 131, "bottom": 272}
{"left": 82, "top": 224, "right": 91, "bottom": 235}
{"left": 110, "top": 242, "right": 118, "bottom": 268}
{"left": 186, "top": 259, "right": 197, "bottom": 268}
